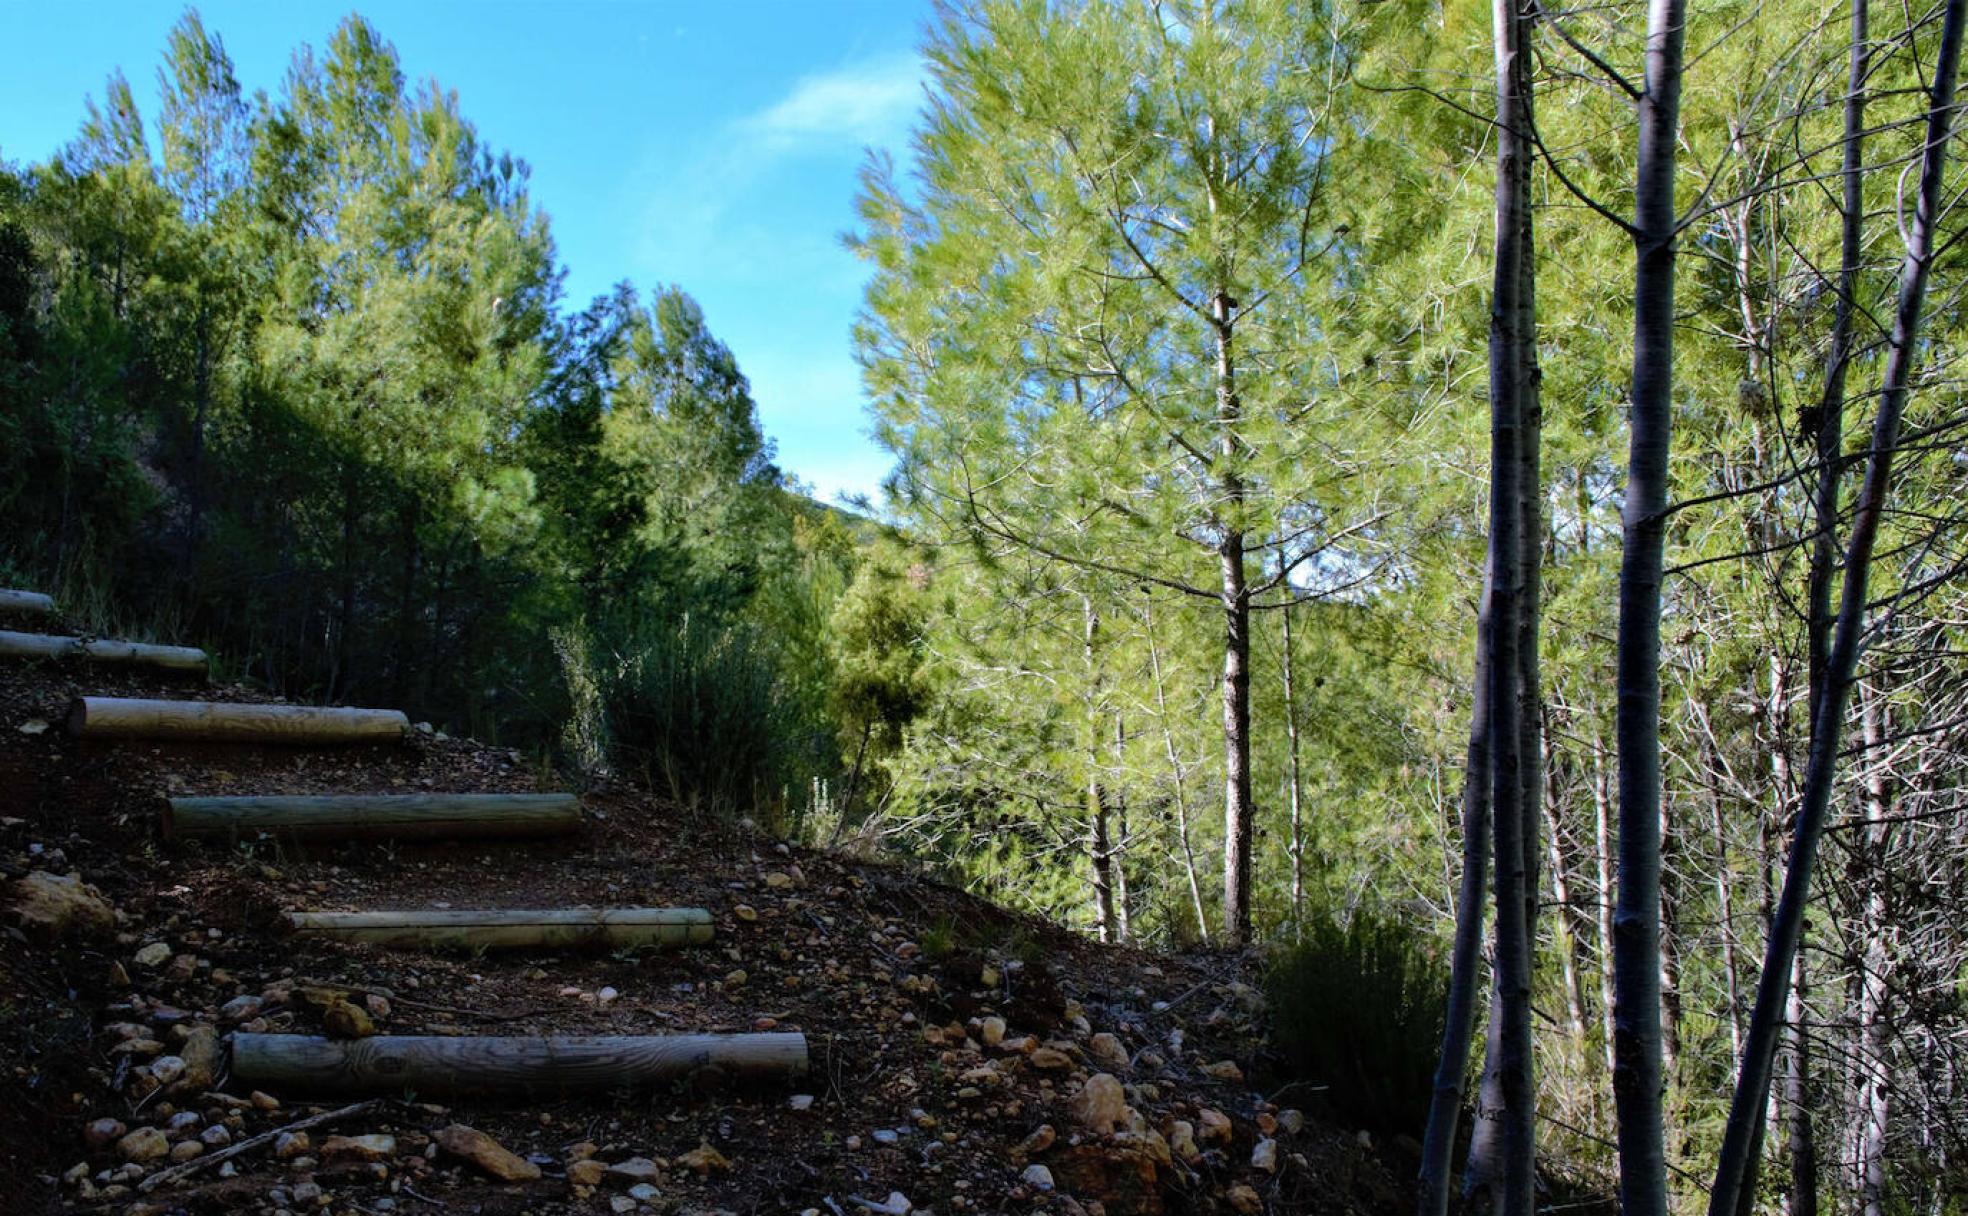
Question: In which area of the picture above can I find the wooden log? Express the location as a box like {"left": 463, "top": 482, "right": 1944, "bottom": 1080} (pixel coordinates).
{"left": 166, "top": 792, "right": 581, "bottom": 842}
{"left": 229, "top": 1032, "right": 808, "bottom": 1096}
{"left": 287, "top": 907, "right": 713, "bottom": 950}
{"left": 0, "top": 589, "right": 56, "bottom": 616}
{"left": 0, "top": 629, "right": 209, "bottom": 674}
{"left": 67, "top": 697, "right": 408, "bottom": 744}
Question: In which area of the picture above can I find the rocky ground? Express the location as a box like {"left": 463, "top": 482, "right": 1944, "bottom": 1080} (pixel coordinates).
{"left": 0, "top": 605, "right": 1407, "bottom": 1216}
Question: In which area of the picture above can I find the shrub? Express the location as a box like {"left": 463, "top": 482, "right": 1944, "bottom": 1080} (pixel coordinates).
{"left": 575, "top": 611, "right": 834, "bottom": 822}
{"left": 1264, "top": 908, "right": 1448, "bottom": 1139}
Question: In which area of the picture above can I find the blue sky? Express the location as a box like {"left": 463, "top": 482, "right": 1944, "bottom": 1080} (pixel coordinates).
{"left": 0, "top": 1, "right": 931, "bottom": 504}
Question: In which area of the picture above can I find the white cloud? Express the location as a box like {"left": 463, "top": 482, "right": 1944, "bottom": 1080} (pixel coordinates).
{"left": 741, "top": 52, "right": 923, "bottom": 152}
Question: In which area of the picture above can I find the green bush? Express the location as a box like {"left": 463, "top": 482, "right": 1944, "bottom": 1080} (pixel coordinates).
{"left": 1264, "top": 908, "right": 1448, "bottom": 1138}
{"left": 581, "top": 611, "right": 833, "bottom": 821}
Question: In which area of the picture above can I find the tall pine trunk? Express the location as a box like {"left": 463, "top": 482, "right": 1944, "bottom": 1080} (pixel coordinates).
{"left": 1214, "top": 290, "right": 1255, "bottom": 947}
{"left": 1707, "top": 4, "right": 1966, "bottom": 1209}
{"left": 1611, "top": 4, "right": 1687, "bottom": 1215}
{"left": 1418, "top": 2, "right": 1538, "bottom": 1207}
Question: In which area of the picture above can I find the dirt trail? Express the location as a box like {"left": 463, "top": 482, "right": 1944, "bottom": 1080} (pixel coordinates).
{"left": 0, "top": 604, "right": 1403, "bottom": 1215}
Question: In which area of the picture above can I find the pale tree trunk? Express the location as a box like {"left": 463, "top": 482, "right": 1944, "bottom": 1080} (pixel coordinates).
{"left": 1707, "top": 5, "right": 1966, "bottom": 1210}
{"left": 1419, "top": 1, "right": 1538, "bottom": 1209}
{"left": 1593, "top": 739, "right": 1618, "bottom": 1082}
{"left": 1540, "top": 740, "right": 1589, "bottom": 1043}
{"left": 1112, "top": 713, "right": 1131, "bottom": 944}
{"left": 1213, "top": 289, "right": 1255, "bottom": 947}
{"left": 1281, "top": 582, "right": 1307, "bottom": 937}
{"left": 1612, "top": 5, "right": 1686, "bottom": 1216}
{"left": 1084, "top": 598, "right": 1118, "bottom": 943}
{"left": 1146, "top": 604, "right": 1210, "bottom": 943}
{"left": 1852, "top": 686, "right": 1891, "bottom": 1216}
{"left": 1783, "top": 950, "right": 1818, "bottom": 1216}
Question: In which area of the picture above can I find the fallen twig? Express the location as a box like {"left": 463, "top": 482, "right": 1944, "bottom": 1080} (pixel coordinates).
{"left": 137, "top": 1098, "right": 385, "bottom": 1193}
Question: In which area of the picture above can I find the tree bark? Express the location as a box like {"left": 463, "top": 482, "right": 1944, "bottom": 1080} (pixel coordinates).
{"left": 1611, "top": 5, "right": 1687, "bottom": 1216}
{"left": 0, "top": 590, "right": 57, "bottom": 617}
{"left": 166, "top": 792, "right": 580, "bottom": 841}
{"left": 287, "top": 907, "right": 712, "bottom": 951}
{"left": 1281, "top": 584, "right": 1307, "bottom": 937}
{"left": 230, "top": 1032, "right": 808, "bottom": 1097}
{"left": 1852, "top": 686, "right": 1891, "bottom": 1216}
{"left": 68, "top": 696, "right": 409, "bottom": 744}
{"left": 1420, "top": 3, "right": 1538, "bottom": 1208}
{"left": 1214, "top": 290, "right": 1255, "bottom": 948}
{"left": 1146, "top": 603, "right": 1211, "bottom": 943}
{"left": 1707, "top": 5, "right": 1965, "bottom": 1210}
{"left": 0, "top": 630, "right": 208, "bottom": 675}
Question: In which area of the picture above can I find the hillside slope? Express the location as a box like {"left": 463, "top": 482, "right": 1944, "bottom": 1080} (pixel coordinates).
{"left": 0, "top": 607, "right": 1404, "bottom": 1216}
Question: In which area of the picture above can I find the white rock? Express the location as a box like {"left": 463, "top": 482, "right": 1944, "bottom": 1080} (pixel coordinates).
{"left": 1021, "top": 1164, "right": 1055, "bottom": 1190}
{"left": 133, "top": 942, "right": 172, "bottom": 968}
{"left": 1252, "top": 1138, "right": 1279, "bottom": 1173}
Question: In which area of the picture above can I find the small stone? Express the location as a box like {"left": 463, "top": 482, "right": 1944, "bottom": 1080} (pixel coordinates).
{"left": 628, "top": 1182, "right": 662, "bottom": 1201}
{"left": 175, "top": 1026, "right": 219, "bottom": 1092}
{"left": 723, "top": 969, "right": 748, "bottom": 987}
{"left": 85, "top": 1118, "right": 127, "bottom": 1150}
{"left": 1277, "top": 1109, "right": 1305, "bottom": 1134}
{"left": 134, "top": 943, "right": 172, "bottom": 968}
{"left": 322, "top": 1134, "right": 397, "bottom": 1163}
{"left": 198, "top": 1125, "right": 232, "bottom": 1149}
{"left": 291, "top": 1181, "right": 323, "bottom": 1206}
{"left": 1251, "top": 1138, "right": 1279, "bottom": 1173}
{"left": 872, "top": 1128, "right": 899, "bottom": 1145}
{"left": 566, "top": 1159, "right": 606, "bottom": 1187}
{"left": 763, "top": 872, "right": 793, "bottom": 889}
{"left": 322, "top": 999, "right": 374, "bottom": 1039}
{"left": 734, "top": 904, "right": 758, "bottom": 922}
{"left": 219, "top": 995, "right": 264, "bottom": 1023}
{"left": 1198, "top": 1108, "right": 1233, "bottom": 1146}
{"left": 250, "top": 1091, "right": 280, "bottom": 1112}
{"left": 789, "top": 1094, "right": 815, "bottom": 1111}
{"left": 274, "top": 1132, "right": 311, "bottom": 1161}
{"left": 433, "top": 1124, "right": 539, "bottom": 1182}
{"left": 1203, "top": 1059, "right": 1244, "bottom": 1082}
{"left": 148, "top": 1056, "right": 186, "bottom": 1087}
{"left": 169, "top": 1140, "right": 205, "bottom": 1163}
{"left": 605, "top": 1157, "right": 665, "bottom": 1185}
{"left": 1028, "top": 1047, "right": 1073, "bottom": 1071}
{"left": 1168, "top": 1121, "right": 1200, "bottom": 1164}
{"left": 611, "top": 1198, "right": 637, "bottom": 1214}
{"left": 676, "top": 1142, "right": 731, "bottom": 1175}
{"left": 11, "top": 871, "right": 114, "bottom": 942}
{"left": 164, "top": 1111, "right": 202, "bottom": 1137}
{"left": 1066, "top": 1073, "right": 1128, "bottom": 1134}
{"left": 979, "top": 1017, "right": 1006, "bottom": 1047}
{"left": 1015, "top": 1124, "right": 1056, "bottom": 1157}
{"left": 1021, "top": 1163, "right": 1055, "bottom": 1190}
{"left": 596, "top": 986, "right": 619, "bottom": 1006}
{"left": 1088, "top": 1032, "right": 1129, "bottom": 1071}
{"left": 1225, "top": 1183, "right": 1265, "bottom": 1214}
{"left": 979, "top": 965, "right": 1001, "bottom": 988}
{"left": 116, "top": 1128, "right": 168, "bottom": 1164}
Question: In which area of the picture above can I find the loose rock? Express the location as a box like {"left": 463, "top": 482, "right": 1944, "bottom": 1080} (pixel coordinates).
{"left": 433, "top": 1124, "right": 540, "bottom": 1182}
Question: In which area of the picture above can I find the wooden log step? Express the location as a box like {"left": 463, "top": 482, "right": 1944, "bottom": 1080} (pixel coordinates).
{"left": 166, "top": 793, "right": 581, "bottom": 841}
{"left": 0, "top": 589, "right": 56, "bottom": 616}
{"left": 230, "top": 1031, "right": 808, "bottom": 1096}
{"left": 287, "top": 907, "right": 714, "bottom": 951}
{"left": 0, "top": 629, "right": 209, "bottom": 674}
{"left": 67, "top": 697, "right": 408, "bottom": 744}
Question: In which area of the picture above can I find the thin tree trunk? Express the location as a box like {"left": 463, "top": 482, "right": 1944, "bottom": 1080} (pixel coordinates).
{"left": 1213, "top": 289, "right": 1254, "bottom": 948}
{"left": 1422, "top": 4, "right": 1537, "bottom": 1209}
{"left": 1784, "top": 949, "right": 1818, "bottom": 1216}
{"left": 1853, "top": 686, "right": 1891, "bottom": 1216}
{"left": 1146, "top": 602, "right": 1210, "bottom": 943}
{"left": 1612, "top": 5, "right": 1687, "bottom": 1216}
{"left": 1112, "top": 713, "right": 1131, "bottom": 944}
{"left": 1540, "top": 745, "right": 1589, "bottom": 1044}
{"left": 1592, "top": 738, "right": 1618, "bottom": 1082}
{"left": 1707, "top": 5, "right": 1966, "bottom": 1210}
{"left": 1281, "top": 582, "right": 1307, "bottom": 937}
{"left": 1417, "top": 546, "right": 1497, "bottom": 1216}
{"left": 1084, "top": 598, "right": 1117, "bottom": 943}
